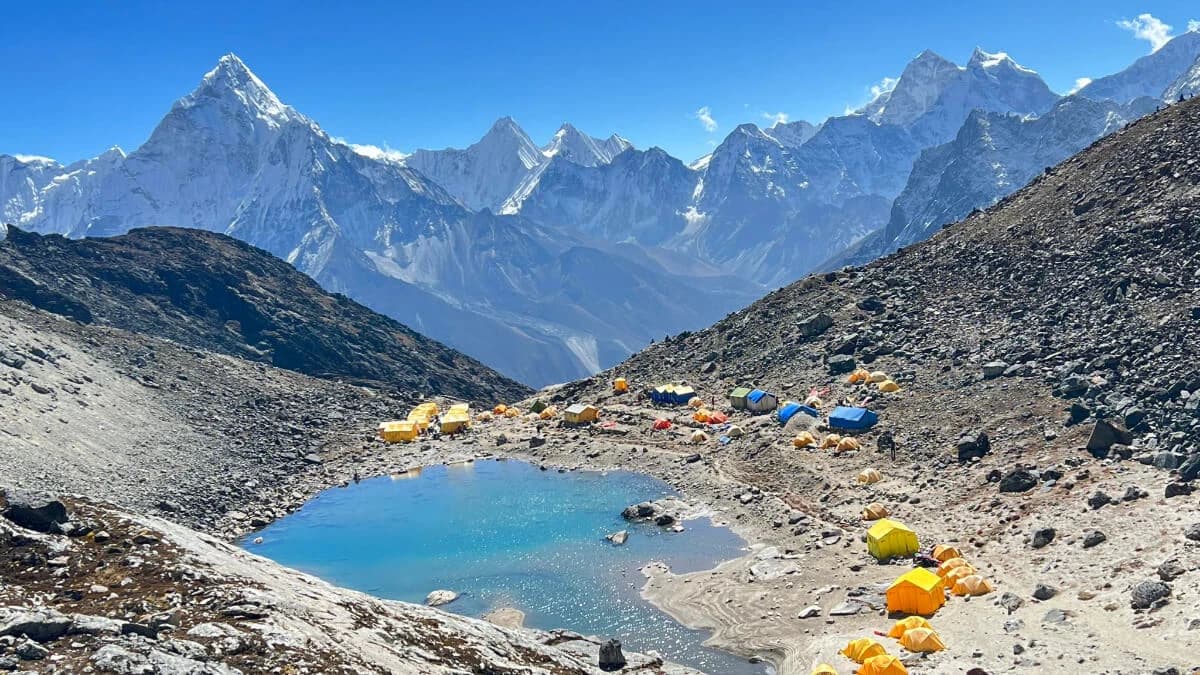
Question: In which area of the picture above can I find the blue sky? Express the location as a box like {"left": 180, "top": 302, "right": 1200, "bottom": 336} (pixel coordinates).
{"left": 2, "top": 1, "right": 1197, "bottom": 164}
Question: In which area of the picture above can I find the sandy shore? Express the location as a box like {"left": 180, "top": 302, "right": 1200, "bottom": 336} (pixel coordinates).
{"left": 484, "top": 607, "right": 527, "bottom": 629}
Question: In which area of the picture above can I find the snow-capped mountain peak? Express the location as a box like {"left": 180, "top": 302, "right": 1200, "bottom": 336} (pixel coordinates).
{"left": 764, "top": 119, "right": 818, "bottom": 147}
{"left": 182, "top": 53, "right": 291, "bottom": 124}
{"left": 967, "top": 47, "right": 1036, "bottom": 73}
{"left": 541, "top": 123, "right": 631, "bottom": 166}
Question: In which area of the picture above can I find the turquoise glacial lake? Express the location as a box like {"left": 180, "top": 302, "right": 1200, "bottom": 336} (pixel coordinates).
{"left": 245, "top": 459, "right": 766, "bottom": 674}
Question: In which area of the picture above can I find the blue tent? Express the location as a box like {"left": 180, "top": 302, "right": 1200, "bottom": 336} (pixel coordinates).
{"left": 746, "top": 389, "right": 779, "bottom": 412}
{"left": 669, "top": 386, "right": 696, "bottom": 405}
{"left": 828, "top": 406, "right": 878, "bottom": 431}
{"left": 777, "top": 402, "right": 818, "bottom": 425}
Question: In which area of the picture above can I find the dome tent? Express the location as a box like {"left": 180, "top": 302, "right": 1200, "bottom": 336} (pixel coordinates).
{"left": 886, "top": 567, "right": 945, "bottom": 616}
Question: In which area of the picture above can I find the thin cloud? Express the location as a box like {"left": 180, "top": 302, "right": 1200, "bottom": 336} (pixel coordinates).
{"left": 1068, "top": 77, "right": 1093, "bottom": 94}
{"left": 331, "top": 136, "right": 408, "bottom": 162}
{"left": 761, "top": 111, "right": 789, "bottom": 126}
{"left": 870, "top": 76, "right": 899, "bottom": 100}
{"left": 694, "top": 106, "right": 718, "bottom": 132}
{"left": 1116, "top": 13, "right": 1173, "bottom": 52}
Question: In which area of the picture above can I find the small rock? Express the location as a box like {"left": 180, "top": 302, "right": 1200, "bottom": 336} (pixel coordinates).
{"left": 1082, "top": 531, "right": 1107, "bottom": 548}
{"left": 426, "top": 590, "right": 458, "bottom": 607}
{"left": 1130, "top": 581, "right": 1171, "bottom": 610}
{"left": 982, "top": 361, "right": 1009, "bottom": 379}
{"left": 14, "top": 639, "right": 48, "bottom": 661}
{"left": 798, "top": 605, "right": 822, "bottom": 619}
{"left": 1185, "top": 523, "right": 1200, "bottom": 542}
{"left": 999, "top": 592, "right": 1024, "bottom": 614}
{"left": 1157, "top": 559, "right": 1186, "bottom": 582}
{"left": 606, "top": 530, "right": 628, "bottom": 546}
{"left": 999, "top": 469, "right": 1037, "bottom": 493}
{"left": 1033, "top": 584, "right": 1058, "bottom": 601}
{"left": 1165, "top": 482, "right": 1194, "bottom": 499}
{"left": 1086, "top": 420, "right": 1133, "bottom": 458}
{"left": 1031, "top": 527, "right": 1056, "bottom": 549}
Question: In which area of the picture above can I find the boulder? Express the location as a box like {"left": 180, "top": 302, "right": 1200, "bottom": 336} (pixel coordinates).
{"left": 1130, "top": 581, "right": 1171, "bottom": 610}
{"left": 827, "top": 354, "right": 856, "bottom": 374}
{"left": 599, "top": 639, "right": 626, "bottom": 671}
{"left": 606, "top": 530, "right": 628, "bottom": 546}
{"left": 982, "top": 361, "right": 1009, "bottom": 379}
{"left": 1086, "top": 420, "right": 1133, "bottom": 458}
{"left": 999, "top": 469, "right": 1037, "bottom": 493}
{"left": 1, "top": 490, "right": 69, "bottom": 534}
{"left": 797, "top": 313, "right": 833, "bottom": 338}
{"left": 0, "top": 608, "right": 73, "bottom": 642}
{"left": 1185, "top": 523, "right": 1200, "bottom": 542}
{"left": 1165, "top": 482, "right": 1194, "bottom": 499}
{"left": 956, "top": 432, "right": 991, "bottom": 462}
{"left": 1087, "top": 491, "right": 1115, "bottom": 510}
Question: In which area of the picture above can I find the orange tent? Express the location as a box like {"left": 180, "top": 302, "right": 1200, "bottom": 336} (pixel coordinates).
{"left": 943, "top": 565, "right": 977, "bottom": 584}
{"left": 793, "top": 431, "right": 817, "bottom": 448}
{"left": 931, "top": 544, "right": 962, "bottom": 563}
{"left": 707, "top": 411, "right": 729, "bottom": 424}
{"left": 862, "top": 503, "right": 889, "bottom": 521}
{"left": 898, "top": 627, "right": 945, "bottom": 653}
{"left": 836, "top": 436, "right": 861, "bottom": 452}
{"left": 886, "top": 616, "right": 932, "bottom": 639}
{"left": 857, "top": 655, "right": 908, "bottom": 675}
{"left": 951, "top": 574, "right": 994, "bottom": 597}
{"left": 841, "top": 638, "right": 887, "bottom": 664}
{"left": 937, "top": 557, "right": 972, "bottom": 578}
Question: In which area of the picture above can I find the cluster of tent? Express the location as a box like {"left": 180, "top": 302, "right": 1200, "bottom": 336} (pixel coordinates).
{"left": 817, "top": 614, "right": 947, "bottom": 674}
{"left": 729, "top": 387, "right": 779, "bottom": 412}
{"left": 441, "top": 403, "right": 471, "bottom": 434}
{"left": 847, "top": 368, "right": 901, "bottom": 393}
{"left": 933, "top": 546, "right": 995, "bottom": 597}
{"left": 378, "top": 401, "right": 442, "bottom": 442}
{"left": 650, "top": 384, "right": 696, "bottom": 406}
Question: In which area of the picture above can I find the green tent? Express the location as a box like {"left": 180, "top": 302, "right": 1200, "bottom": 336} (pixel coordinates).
{"left": 729, "top": 387, "right": 752, "bottom": 410}
{"left": 529, "top": 400, "right": 548, "bottom": 413}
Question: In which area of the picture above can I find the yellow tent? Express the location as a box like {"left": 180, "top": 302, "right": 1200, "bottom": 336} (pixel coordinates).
{"left": 869, "top": 370, "right": 888, "bottom": 383}
{"left": 943, "top": 565, "right": 977, "bottom": 584}
{"left": 793, "top": 431, "right": 816, "bottom": 448}
{"left": 899, "top": 627, "right": 944, "bottom": 653}
{"left": 848, "top": 368, "right": 871, "bottom": 384}
{"left": 688, "top": 397, "right": 704, "bottom": 408}
{"left": 493, "top": 404, "right": 508, "bottom": 414}
{"left": 857, "top": 654, "right": 908, "bottom": 675}
{"left": 693, "top": 408, "right": 712, "bottom": 423}
{"left": 821, "top": 434, "right": 842, "bottom": 449}
{"left": 877, "top": 380, "right": 901, "bottom": 393}
{"left": 690, "top": 430, "right": 709, "bottom": 443}
{"left": 812, "top": 665, "right": 838, "bottom": 675}
{"left": 539, "top": 406, "right": 558, "bottom": 420}
{"left": 564, "top": 404, "right": 600, "bottom": 424}
{"left": 931, "top": 544, "right": 962, "bottom": 563}
{"left": 862, "top": 503, "right": 889, "bottom": 521}
{"left": 836, "top": 436, "right": 861, "bottom": 452}
{"left": 476, "top": 411, "right": 494, "bottom": 422}
{"left": 936, "top": 557, "right": 972, "bottom": 577}
{"left": 728, "top": 425, "right": 745, "bottom": 438}
{"left": 857, "top": 468, "right": 882, "bottom": 484}
{"left": 614, "top": 377, "right": 628, "bottom": 392}
{"left": 886, "top": 568, "right": 945, "bottom": 616}
{"left": 886, "top": 616, "right": 932, "bottom": 639}
{"left": 449, "top": 403, "right": 469, "bottom": 414}
{"left": 840, "top": 638, "right": 887, "bottom": 664}
{"left": 951, "top": 574, "right": 994, "bottom": 597}
{"left": 504, "top": 407, "right": 521, "bottom": 418}
{"left": 804, "top": 394, "right": 823, "bottom": 408}
{"left": 867, "top": 519, "right": 919, "bottom": 560}
{"left": 379, "top": 421, "right": 419, "bottom": 443}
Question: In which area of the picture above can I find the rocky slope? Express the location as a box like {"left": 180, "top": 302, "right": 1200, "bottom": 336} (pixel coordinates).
{"left": 0, "top": 298, "right": 411, "bottom": 532}
{"left": 0, "top": 225, "right": 529, "bottom": 401}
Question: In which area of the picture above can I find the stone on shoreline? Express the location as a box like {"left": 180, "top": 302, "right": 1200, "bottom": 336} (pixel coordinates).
{"left": 425, "top": 590, "right": 459, "bottom": 607}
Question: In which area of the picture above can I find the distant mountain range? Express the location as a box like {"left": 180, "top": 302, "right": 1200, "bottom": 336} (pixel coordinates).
{"left": 3, "top": 31, "right": 1199, "bottom": 385}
